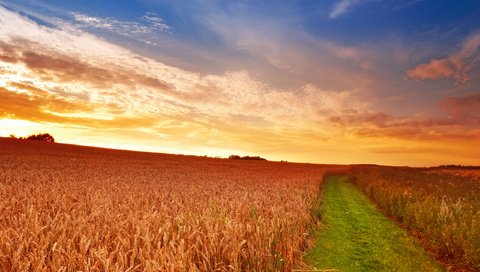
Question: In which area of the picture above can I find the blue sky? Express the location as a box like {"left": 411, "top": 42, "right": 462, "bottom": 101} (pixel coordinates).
{"left": 17, "top": 0, "right": 479, "bottom": 47}
{"left": 0, "top": 0, "right": 479, "bottom": 165}
{"left": 8, "top": 1, "right": 480, "bottom": 70}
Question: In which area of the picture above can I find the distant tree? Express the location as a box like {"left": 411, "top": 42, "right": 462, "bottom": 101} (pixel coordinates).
{"left": 26, "top": 133, "right": 55, "bottom": 143}
{"left": 9, "top": 134, "right": 17, "bottom": 139}
{"left": 241, "top": 156, "right": 267, "bottom": 161}
{"left": 228, "top": 155, "right": 267, "bottom": 161}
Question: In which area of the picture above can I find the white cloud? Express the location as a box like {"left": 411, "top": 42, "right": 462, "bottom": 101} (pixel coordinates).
{"left": 205, "top": 11, "right": 374, "bottom": 92}
{"left": 329, "top": 0, "right": 363, "bottom": 19}
{"left": 0, "top": 5, "right": 366, "bottom": 133}
{"left": 330, "top": 0, "right": 427, "bottom": 18}
{"left": 142, "top": 12, "right": 169, "bottom": 31}
{"left": 71, "top": 11, "right": 169, "bottom": 37}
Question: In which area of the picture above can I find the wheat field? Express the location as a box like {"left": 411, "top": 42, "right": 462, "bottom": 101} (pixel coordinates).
{"left": 0, "top": 138, "right": 344, "bottom": 271}
{"left": 351, "top": 166, "right": 480, "bottom": 271}
{"left": 426, "top": 169, "right": 480, "bottom": 181}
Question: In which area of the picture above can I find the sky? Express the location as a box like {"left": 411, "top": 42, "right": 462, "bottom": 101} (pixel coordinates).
{"left": 0, "top": 0, "right": 479, "bottom": 166}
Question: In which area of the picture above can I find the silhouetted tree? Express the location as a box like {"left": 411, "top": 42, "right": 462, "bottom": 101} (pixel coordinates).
{"left": 228, "top": 155, "right": 266, "bottom": 161}
{"left": 26, "top": 133, "right": 55, "bottom": 143}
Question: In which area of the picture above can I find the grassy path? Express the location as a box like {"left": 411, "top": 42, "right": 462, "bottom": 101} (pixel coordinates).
{"left": 305, "top": 176, "right": 444, "bottom": 272}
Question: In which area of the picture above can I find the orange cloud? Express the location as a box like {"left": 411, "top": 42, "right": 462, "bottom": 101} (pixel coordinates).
{"left": 406, "top": 59, "right": 454, "bottom": 80}
{"left": 438, "top": 93, "right": 480, "bottom": 122}
{"left": 406, "top": 33, "right": 480, "bottom": 84}
{"left": 0, "top": 84, "right": 161, "bottom": 130}
{"left": 0, "top": 40, "right": 173, "bottom": 92}
{"left": 0, "top": 85, "right": 88, "bottom": 123}
{"left": 328, "top": 99, "right": 480, "bottom": 143}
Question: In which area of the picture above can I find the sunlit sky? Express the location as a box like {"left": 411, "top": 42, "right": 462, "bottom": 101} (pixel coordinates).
{"left": 0, "top": 0, "right": 479, "bottom": 166}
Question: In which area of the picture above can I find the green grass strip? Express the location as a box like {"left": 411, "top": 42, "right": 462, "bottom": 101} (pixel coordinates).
{"left": 305, "top": 175, "right": 445, "bottom": 272}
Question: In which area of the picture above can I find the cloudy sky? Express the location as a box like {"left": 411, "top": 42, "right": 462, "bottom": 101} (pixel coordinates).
{"left": 0, "top": 0, "right": 479, "bottom": 165}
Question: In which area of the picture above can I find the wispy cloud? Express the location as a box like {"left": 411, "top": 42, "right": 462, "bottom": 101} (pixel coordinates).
{"left": 330, "top": 0, "right": 427, "bottom": 19}
{"left": 70, "top": 11, "right": 169, "bottom": 44}
{"left": 329, "top": 0, "right": 364, "bottom": 19}
{"left": 142, "top": 12, "right": 169, "bottom": 31}
{"left": 0, "top": 6, "right": 368, "bottom": 148}
{"left": 438, "top": 93, "right": 480, "bottom": 122}
{"left": 205, "top": 7, "right": 375, "bottom": 91}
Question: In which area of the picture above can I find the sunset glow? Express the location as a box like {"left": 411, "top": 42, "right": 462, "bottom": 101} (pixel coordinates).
{"left": 1, "top": 1, "right": 479, "bottom": 166}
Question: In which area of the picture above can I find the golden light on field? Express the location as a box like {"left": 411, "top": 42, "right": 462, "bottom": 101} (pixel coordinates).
{"left": 1, "top": 1, "right": 480, "bottom": 271}
{"left": 351, "top": 166, "right": 480, "bottom": 270}
{"left": 0, "top": 138, "right": 348, "bottom": 270}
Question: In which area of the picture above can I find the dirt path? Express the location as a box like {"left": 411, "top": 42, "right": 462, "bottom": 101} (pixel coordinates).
{"left": 305, "top": 175, "right": 445, "bottom": 272}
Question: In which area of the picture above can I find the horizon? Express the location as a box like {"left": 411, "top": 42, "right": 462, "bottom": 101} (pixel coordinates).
{"left": 4, "top": 135, "right": 478, "bottom": 168}
{"left": 1, "top": 1, "right": 479, "bottom": 166}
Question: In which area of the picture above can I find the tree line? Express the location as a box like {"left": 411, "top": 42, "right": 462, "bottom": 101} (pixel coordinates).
{"left": 10, "top": 133, "right": 55, "bottom": 143}
{"left": 228, "top": 155, "right": 266, "bottom": 161}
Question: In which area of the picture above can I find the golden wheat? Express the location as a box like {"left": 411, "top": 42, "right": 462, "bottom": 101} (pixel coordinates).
{"left": 426, "top": 169, "right": 480, "bottom": 181}
{"left": 0, "top": 138, "right": 343, "bottom": 271}
{"left": 351, "top": 166, "right": 480, "bottom": 271}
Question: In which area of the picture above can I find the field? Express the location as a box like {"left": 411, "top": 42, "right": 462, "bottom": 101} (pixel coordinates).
{"left": 350, "top": 166, "right": 480, "bottom": 271}
{"left": 0, "top": 138, "right": 345, "bottom": 271}
{"left": 426, "top": 169, "right": 480, "bottom": 181}
{"left": 1, "top": 138, "right": 479, "bottom": 271}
